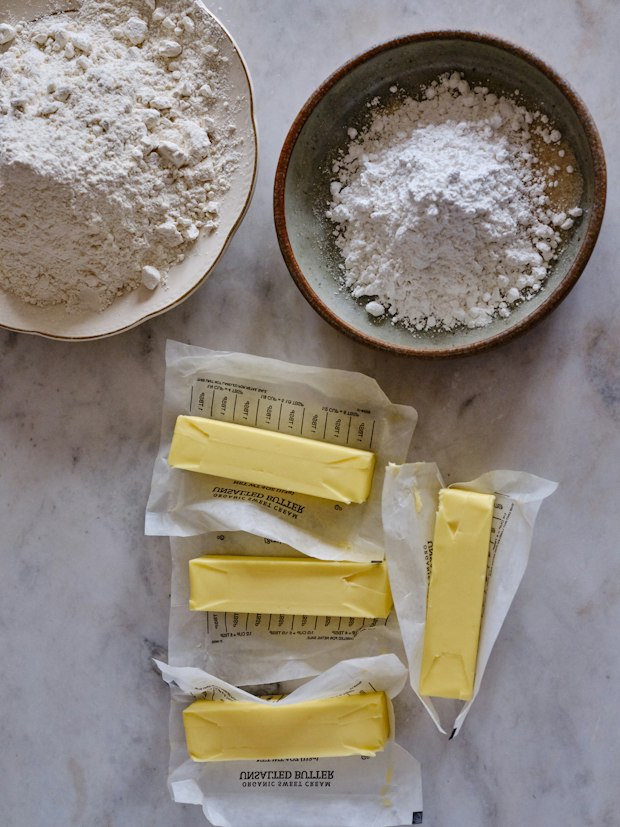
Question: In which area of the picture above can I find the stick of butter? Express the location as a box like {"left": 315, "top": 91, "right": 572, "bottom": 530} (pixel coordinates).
{"left": 419, "top": 487, "right": 495, "bottom": 701}
{"left": 189, "top": 555, "right": 393, "bottom": 618}
{"left": 167, "top": 415, "right": 375, "bottom": 504}
{"left": 183, "top": 691, "right": 390, "bottom": 761}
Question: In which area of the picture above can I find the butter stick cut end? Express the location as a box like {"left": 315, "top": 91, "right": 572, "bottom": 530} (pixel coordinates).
{"left": 182, "top": 691, "right": 390, "bottom": 761}
{"left": 419, "top": 487, "right": 495, "bottom": 701}
{"left": 167, "top": 415, "right": 375, "bottom": 504}
{"left": 189, "top": 555, "right": 393, "bottom": 618}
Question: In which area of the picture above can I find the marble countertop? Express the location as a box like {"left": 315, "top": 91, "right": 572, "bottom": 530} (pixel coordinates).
{"left": 2, "top": 1, "right": 619, "bottom": 825}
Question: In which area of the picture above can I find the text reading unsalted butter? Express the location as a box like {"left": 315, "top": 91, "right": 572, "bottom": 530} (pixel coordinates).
{"left": 189, "top": 555, "right": 393, "bottom": 618}
{"left": 168, "top": 415, "right": 375, "bottom": 504}
{"left": 182, "top": 691, "right": 390, "bottom": 761}
{"left": 419, "top": 487, "right": 495, "bottom": 701}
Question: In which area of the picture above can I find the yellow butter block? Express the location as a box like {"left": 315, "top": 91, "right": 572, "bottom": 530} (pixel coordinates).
{"left": 168, "top": 415, "right": 375, "bottom": 504}
{"left": 183, "top": 691, "right": 390, "bottom": 761}
{"left": 189, "top": 555, "right": 393, "bottom": 618}
{"left": 419, "top": 488, "right": 495, "bottom": 701}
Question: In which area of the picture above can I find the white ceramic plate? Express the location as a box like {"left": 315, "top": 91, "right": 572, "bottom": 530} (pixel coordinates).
{"left": 0, "top": 0, "right": 257, "bottom": 340}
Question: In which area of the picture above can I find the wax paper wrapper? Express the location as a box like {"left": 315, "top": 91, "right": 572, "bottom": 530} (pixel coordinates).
{"left": 169, "top": 531, "right": 405, "bottom": 685}
{"left": 382, "top": 462, "right": 557, "bottom": 737}
{"left": 145, "top": 341, "right": 417, "bottom": 561}
{"left": 156, "top": 654, "right": 423, "bottom": 827}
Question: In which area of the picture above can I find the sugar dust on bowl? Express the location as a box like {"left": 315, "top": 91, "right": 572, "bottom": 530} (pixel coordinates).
{"left": 274, "top": 31, "right": 606, "bottom": 357}
{"left": 0, "top": 0, "right": 257, "bottom": 340}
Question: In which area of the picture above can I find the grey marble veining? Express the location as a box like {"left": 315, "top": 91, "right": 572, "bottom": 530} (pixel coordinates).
{"left": 1, "top": 1, "right": 619, "bottom": 825}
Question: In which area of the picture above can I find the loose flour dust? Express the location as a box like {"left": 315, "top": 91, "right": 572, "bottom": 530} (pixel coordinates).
{"left": 326, "top": 73, "right": 583, "bottom": 332}
{"left": 0, "top": 0, "right": 240, "bottom": 312}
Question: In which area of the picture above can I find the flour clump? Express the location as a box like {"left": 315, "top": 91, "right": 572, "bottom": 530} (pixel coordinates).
{"left": 0, "top": 0, "right": 240, "bottom": 312}
{"left": 327, "top": 74, "right": 582, "bottom": 331}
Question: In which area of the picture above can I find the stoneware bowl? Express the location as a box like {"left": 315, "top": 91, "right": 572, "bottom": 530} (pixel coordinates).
{"left": 0, "top": 0, "right": 257, "bottom": 340}
{"left": 274, "top": 31, "right": 606, "bottom": 357}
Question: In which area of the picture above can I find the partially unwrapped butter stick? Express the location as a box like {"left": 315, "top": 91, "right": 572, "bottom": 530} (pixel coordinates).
{"left": 420, "top": 488, "right": 495, "bottom": 701}
{"left": 188, "top": 555, "right": 393, "bottom": 618}
{"left": 382, "top": 462, "right": 558, "bottom": 737}
{"left": 183, "top": 691, "right": 390, "bottom": 761}
{"left": 168, "top": 415, "right": 376, "bottom": 504}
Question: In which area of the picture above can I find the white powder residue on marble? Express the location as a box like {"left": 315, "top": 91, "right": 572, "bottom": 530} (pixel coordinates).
{"left": 0, "top": 0, "right": 240, "bottom": 312}
{"left": 326, "top": 73, "right": 582, "bottom": 331}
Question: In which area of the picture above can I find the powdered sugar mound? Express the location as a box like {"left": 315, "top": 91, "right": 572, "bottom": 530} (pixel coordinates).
{"left": 327, "top": 74, "right": 581, "bottom": 332}
{"left": 0, "top": 0, "right": 240, "bottom": 312}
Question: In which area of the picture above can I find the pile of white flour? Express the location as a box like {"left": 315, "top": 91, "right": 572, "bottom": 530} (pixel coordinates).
{"left": 327, "top": 73, "right": 582, "bottom": 331}
{"left": 0, "top": 0, "right": 239, "bottom": 312}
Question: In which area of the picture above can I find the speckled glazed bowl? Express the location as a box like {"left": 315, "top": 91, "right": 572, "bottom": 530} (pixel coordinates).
{"left": 0, "top": 0, "right": 257, "bottom": 340}
{"left": 274, "top": 31, "right": 606, "bottom": 357}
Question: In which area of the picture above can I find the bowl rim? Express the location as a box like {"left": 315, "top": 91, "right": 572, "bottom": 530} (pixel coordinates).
{"left": 273, "top": 29, "right": 607, "bottom": 358}
{"left": 0, "top": 1, "right": 259, "bottom": 342}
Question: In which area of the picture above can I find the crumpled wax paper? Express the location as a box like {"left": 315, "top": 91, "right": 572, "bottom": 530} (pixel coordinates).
{"left": 157, "top": 654, "right": 423, "bottom": 827}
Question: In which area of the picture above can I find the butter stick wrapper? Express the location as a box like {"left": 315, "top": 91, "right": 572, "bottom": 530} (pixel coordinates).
{"left": 168, "top": 533, "right": 404, "bottom": 686}
{"left": 382, "top": 462, "right": 557, "bottom": 737}
{"left": 157, "top": 655, "right": 423, "bottom": 827}
{"left": 145, "top": 340, "right": 417, "bottom": 562}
